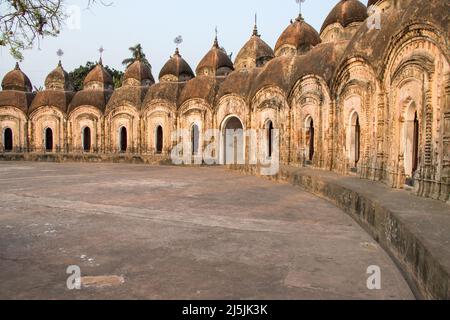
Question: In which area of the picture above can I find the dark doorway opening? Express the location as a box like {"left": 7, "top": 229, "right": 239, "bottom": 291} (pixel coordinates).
{"left": 45, "top": 128, "right": 53, "bottom": 152}
{"left": 412, "top": 111, "right": 419, "bottom": 174}
{"left": 4, "top": 128, "right": 13, "bottom": 152}
{"left": 83, "top": 127, "right": 91, "bottom": 152}
{"left": 308, "top": 119, "right": 315, "bottom": 161}
{"left": 120, "top": 127, "right": 127, "bottom": 152}
{"left": 156, "top": 126, "right": 163, "bottom": 154}
{"left": 267, "top": 121, "right": 274, "bottom": 158}
{"left": 355, "top": 116, "right": 360, "bottom": 167}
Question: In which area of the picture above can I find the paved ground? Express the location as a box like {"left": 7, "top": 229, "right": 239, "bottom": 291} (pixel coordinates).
{"left": 0, "top": 162, "right": 414, "bottom": 299}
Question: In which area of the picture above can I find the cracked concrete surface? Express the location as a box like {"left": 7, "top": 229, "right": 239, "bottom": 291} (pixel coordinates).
{"left": 0, "top": 162, "right": 414, "bottom": 299}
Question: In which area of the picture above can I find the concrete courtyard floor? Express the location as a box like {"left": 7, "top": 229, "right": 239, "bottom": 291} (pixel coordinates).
{"left": 0, "top": 162, "right": 414, "bottom": 300}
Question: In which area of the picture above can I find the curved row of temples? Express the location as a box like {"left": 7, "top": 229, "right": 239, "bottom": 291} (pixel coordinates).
{"left": 0, "top": 0, "right": 449, "bottom": 202}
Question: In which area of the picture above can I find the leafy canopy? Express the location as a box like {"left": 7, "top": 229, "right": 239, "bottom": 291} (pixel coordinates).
{"left": 122, "top": 44, "right": 151, "bottom": 68}
{"left": 69, "top": 61, "right": 123, "bottom": 91}
{"left": 0, "top": 0, "right": 111, "bottom": 60}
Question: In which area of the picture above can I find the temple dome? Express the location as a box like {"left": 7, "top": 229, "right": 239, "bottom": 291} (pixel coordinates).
{"left": 321, "top": 0, "right": 368, "bottom": 34}
{"left": 159, "top": 48, "right": 195, "bottom": 82}
{"left": 178, "top": 76, "right": 222, "bottom": 106}
{"left": 45, "top": 61, "right": 73, "bottom": 91}
{"left": 123, "top": 59, "right": 154, "bottom": 87}
{"left": 2, "top": 63, "right": 32, "bottom": 92}
{"left": 234, "top": 25, "right": 274, "bottom": 70}
{"left": 196, "top": 37, "right": 234, "bottom": 77}
{"left": 84, "top": 60, "right": 113, "bottom": 90}
{"left": 274, "top": 15, "right": 321, "bottom": 57}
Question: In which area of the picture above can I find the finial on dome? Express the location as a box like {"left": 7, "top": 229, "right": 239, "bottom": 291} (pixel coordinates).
{"left": 57, "top": 48, "right": 64, "bottom": 59}
{"left": 296, "top": 13, "right": 305, "bottom": 22}
{"left": 98, "top": 46, "right": 104, "bottom": 65}
{"left": 15, "top": 62, "right": 20, "bottom": 70}
{"left": 213, "top": 26, "right": 219, "bottom": 48}
{"left": 174, "top": 35, "right": 183, "bottom": 57}
{"left": 56, "top": 49, "right": 64, "bottom": 68}
{"left": 253, "top": 13, "right": 260, "bottom": 37}
{"left": 296, "top": 0, "right": 306, "bottom": 17}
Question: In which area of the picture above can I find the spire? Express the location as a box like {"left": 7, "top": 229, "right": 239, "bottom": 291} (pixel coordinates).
{"left": 173, "top": 35, "right": 183, "bottom": 57}
{"left": 56, "top": 49, "right": 64, "bottom": 66}
{"left": 253, "top": 13, "right": 260, "bottom": 37}
{"left": 296, "top": 0, "right": 306, "bottom": 18}
{"left": 213, "top": 26, "right": 219, "bottom": 48}
{"left": 15, "top": 62, "right": 20, "bottom": 70}
{"left": 98, "top": 46, "right": 104, "bottom": 65}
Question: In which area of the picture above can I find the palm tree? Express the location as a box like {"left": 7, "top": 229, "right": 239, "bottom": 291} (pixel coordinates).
{"left": 122, "top": 44, "right": 151, "bottom": 68}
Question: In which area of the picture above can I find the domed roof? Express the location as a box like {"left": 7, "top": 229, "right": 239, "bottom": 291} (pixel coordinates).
{"left": 0, "top": 90, "right": 34, "bottom": 113}
{"left": 68, "top": 89, "right": 113, "bottom": 114}
{"left": 179, "top": 75, "right": 223, "bottom": 106}
{"left": 217, "top": 68, "right": 262, "bottom": 102}
{"left": 251, "top": 40, "right": 348, "bottom": 98}
{"left": 45, "top": 61, "right": 73, "bottom": 91}
{"left": 321, "top": 0, "right": 368, "bottom": 34}
{"left": 143, "top": 81, "right": 185, "bottom": 107}
{"left": 159, "top": 48, "right": 195, "bottom": 82}
{"left": 83, "top": 60, "right": 113, "bottom": 89}
{"left": 275, "top": 15, "right": 321, "bottom": 56}
{"left": 29, "top": 90, "right": 75, "bottom": 114}
{"left": 106, "top": 86, "right": 149, "bottom": 112}
{"left": 2, "top": 63, "right": 33, "bottom": 92}
{"left": 196, "top": 37, "right": 234, "bottom": 77}
{"left": 234, "top": 25, "right": 275, "bottom": 70}
{"left": 337, "top": 0, "right": 449, "bottom": 80}
{"left": 123, "top": 59, "right": 154, "bottom": 86}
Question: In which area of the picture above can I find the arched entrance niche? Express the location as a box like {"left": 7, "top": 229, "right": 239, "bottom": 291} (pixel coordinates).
{"left": 221, "top": 116, "right": 244, "bottom": 165}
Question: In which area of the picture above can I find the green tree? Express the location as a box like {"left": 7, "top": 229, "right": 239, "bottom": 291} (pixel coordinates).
{"left": 69, "top": 62, "right": 123, "bottom": 91}
{"left": 106, "top": 65, "right": 124, "bottom": 89}
{"left": 0, "top": 0, "right": 109, "bottom": 60}
{"left": 122, "top": 44, "right": 151, "bottom": 68}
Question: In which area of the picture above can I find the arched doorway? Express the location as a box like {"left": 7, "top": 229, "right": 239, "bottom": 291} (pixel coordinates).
{"left": 355, "top": 116, "right": 360, "bottom": 167}
{"left": 83, "top": 127, "right": 91, "bottom": 152}
{"left": 119, "top": 127, "right": 127, "bottom": 152}
{"left": 222, "top": 116, "right": 244, "bottom": 165}
{"left": 306, "top": 117, "right": 315, "bottom": 162}
{"left": 412, "top": 111, "right": 419, "bottom": 174}
{"left": 191, "top": 124, "right": 199, "bottom": 155}
{"left": 45, "top": 128, "right": 53, "bottom": 152}
{"left": 266, "top": 120, "right": 274, "bottom": 158}
{"left": 404, "top": 102, "right": 420, "bottom": 177}
{"left": 156, "top": 126, "right": 163, "bottom": 154}
{"left": 4, "top": 128, "right": 13, "bottom": 152}
{"left": 349, "top": 112, "right": 360, "bottom": 168}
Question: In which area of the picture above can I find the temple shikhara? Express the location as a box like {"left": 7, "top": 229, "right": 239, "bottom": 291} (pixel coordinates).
{"left": 0, "top": 0, "right": 449, "bottom": 203}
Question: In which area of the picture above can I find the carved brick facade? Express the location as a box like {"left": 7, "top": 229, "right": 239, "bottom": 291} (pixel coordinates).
{"left": 0, "top": 0, "right": 448, "bottom": 202}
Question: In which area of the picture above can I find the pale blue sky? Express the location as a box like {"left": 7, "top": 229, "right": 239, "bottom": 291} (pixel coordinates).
{"left": 0, "top": 0, "right": 367, "bottom": 88}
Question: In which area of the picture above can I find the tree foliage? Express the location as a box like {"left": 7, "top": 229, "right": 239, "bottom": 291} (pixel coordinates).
{"left": 69, "top": 61, "right": 123, "bottom": 91}
{"left": 0, "top": 0, "right": 110, "bottom": 60}
{"left": 122, "top": 44, "right": 150, "bottom": 68}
